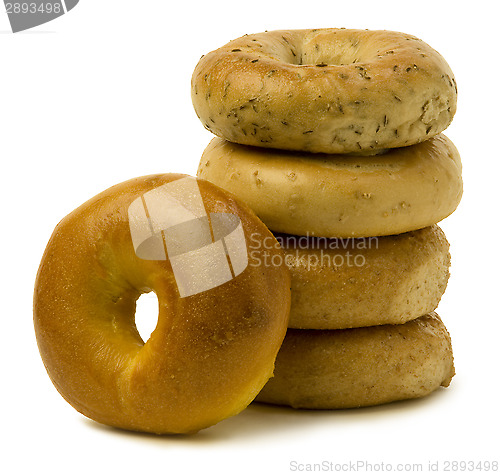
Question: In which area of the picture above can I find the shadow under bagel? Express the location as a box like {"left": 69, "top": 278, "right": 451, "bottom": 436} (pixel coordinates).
{"left": 80, "top": 383, "right": 453, "bottom": 443}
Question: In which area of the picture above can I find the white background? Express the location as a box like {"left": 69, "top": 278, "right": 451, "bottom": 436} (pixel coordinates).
{"left": 2, "top": 1, "right": 499, "bottom": 474}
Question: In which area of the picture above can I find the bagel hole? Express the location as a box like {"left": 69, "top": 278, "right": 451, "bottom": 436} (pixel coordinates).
{"left": 299, "top": 37, "right": 367, "bottom": 66}
{"left": 135, "top": 291, "right": 159, "bottom": 343}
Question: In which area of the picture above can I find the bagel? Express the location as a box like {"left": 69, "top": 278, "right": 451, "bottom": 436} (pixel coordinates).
{"left": 198, "top": 134, "right": 462, "bottom": 238}
{"left": 256, "top": 313, "right": 454, "bottom": 409}
{"left": 34, "top": 174, "right": 291, "bottom": 434}
{"left": 192, "top": 28, "right": 457, "bottom": 154}
{"left": 276, "top": 225, "right": 450, "bottom": 329}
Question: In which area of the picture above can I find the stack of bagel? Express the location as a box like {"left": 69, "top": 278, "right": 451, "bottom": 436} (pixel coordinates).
{"left": 192, "top": 28, "right": 463, "bottom": 409}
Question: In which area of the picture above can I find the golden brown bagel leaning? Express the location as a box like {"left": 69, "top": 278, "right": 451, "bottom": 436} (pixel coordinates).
{"left": 192, "top": 29, "right": 457, "bottom": 154}
{"left": 34, "top": 174, "right": 291, "bottom": 434}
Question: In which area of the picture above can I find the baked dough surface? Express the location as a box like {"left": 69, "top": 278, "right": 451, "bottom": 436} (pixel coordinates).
{"left": 278, "top": 225, "right": 450, "bottom": 329}
{"left": 256, "top": 313, "right": 454, "bottom": 409}
{"left": 198, "top": 135, "right": 462, "bottom": 237}
{"left": 192, "top": 29, "right": 457, "bottom": 154}
{"left": 34, "top": 174, "right": 291, "bottom": 434}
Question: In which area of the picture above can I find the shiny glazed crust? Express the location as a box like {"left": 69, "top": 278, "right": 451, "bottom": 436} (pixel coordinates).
{"left": 192, "top": 29, "right": 457, "bottom": 154}
{"left": 34, "top": 174, "right": 291, "bottom": 434}
{"left": 256, "top": 313, "right": 454, "bottom": 409}
{"left": 279, "top": 225, "right": 450, "bottom": 329}
{"left": 197, "top": 135, "right": 462, "bottom": 238}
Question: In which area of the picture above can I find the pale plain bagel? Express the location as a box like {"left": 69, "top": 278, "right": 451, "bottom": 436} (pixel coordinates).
{"left": 197, "top": 134, "right": 463, "bottom": 238}
{"left": 256, "top": 313, "right": 454, "bottom": 409}
{"left": 192, "top": 29, "right": 457, "bottom": 154}
{"left": 277, "top": 225, "right": 450, "bottom": 329}
{"left": 34, "top": 174, "right": 291, "bottom": 434}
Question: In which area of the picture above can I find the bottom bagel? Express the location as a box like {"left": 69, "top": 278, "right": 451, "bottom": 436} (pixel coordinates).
{"left": 256, "top": 313, "right": 454, "bottom": 409}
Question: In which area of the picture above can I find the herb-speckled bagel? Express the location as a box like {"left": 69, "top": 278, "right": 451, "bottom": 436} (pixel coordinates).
{"left": 34, "top": 174, "right": 291, "bottom": 434}
{"left": 197, "top": 135, "right": 463, "bottom": 238}
{"left": 192, "top": 29, "right": 457, "bottom": 154}
{"left": 256, "top": 313, "right": 455, "bottom": 409}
